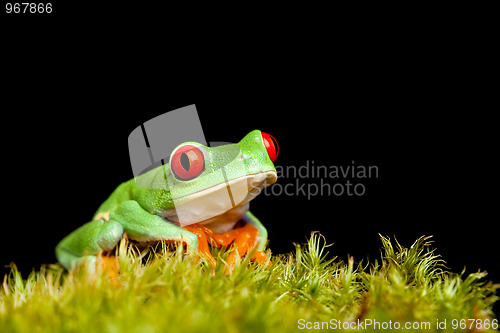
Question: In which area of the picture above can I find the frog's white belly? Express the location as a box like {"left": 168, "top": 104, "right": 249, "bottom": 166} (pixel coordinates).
{"left": 201, "top": 203, "right": 249, "bottom": 233}
{"left": 160, "top": 171, "right": 276, "bottom": 230}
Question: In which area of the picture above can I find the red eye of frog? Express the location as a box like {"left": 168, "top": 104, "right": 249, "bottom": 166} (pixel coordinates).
{"left": 261, "top": 132, "right": 279, "bottom": 162}
{"left": 171, "top": 145, "right": 205, "bottom": 180}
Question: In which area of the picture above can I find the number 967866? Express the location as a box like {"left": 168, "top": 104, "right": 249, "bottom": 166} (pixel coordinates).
{"left": 6, "top": 3, "right": 52, "bottom": 14}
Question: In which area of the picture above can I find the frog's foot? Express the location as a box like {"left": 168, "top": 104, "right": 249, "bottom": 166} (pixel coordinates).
{"left": 182, "top": 223, "right": 271, "bottom": 273}
{"left": 182, "top": 224, "right": 217, "bottom": 268}
{"left": 211, "top": 224, "right": 272, "bottom": 274}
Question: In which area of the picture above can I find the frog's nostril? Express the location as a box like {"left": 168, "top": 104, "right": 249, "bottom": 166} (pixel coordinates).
{"left": 261, "top": 132, "right": 279, "bottom": 162}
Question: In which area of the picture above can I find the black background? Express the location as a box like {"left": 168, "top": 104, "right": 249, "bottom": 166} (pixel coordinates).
{"left": 2, "top": 6, "right": 498, "bottom": 316}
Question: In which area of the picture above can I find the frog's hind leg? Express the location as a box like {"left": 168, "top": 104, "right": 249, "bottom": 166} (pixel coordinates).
{"left": 55, "top": 219, "right": 124, "bottom": 272}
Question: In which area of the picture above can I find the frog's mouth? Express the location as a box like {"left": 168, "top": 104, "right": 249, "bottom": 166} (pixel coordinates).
{"left": 161, "top": 170, "right": 277, "bottom": 226}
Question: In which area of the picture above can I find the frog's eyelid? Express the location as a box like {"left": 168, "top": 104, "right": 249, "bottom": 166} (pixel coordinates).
{"left": 170, "top": 143, "right": 209, "bottom": 162}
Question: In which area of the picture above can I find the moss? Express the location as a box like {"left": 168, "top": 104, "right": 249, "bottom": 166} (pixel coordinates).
{"left": 1, "top": 233, "right": 498, "bottom": 332}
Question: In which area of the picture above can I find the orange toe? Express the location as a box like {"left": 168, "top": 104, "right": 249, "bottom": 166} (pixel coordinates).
{"left": 211, "top": 230, "right": 240, "bottom": 247}
{"left": 224, "top": 224, "right": 264, "bottom": 273}
{"left": 183, "top": 223, "right": 270, "bottom": 274}
{"left": 183, "top": 224, "right": 217, "bottom": 268}
{"left": 251, "top": 251, "right": 272, "bottom": 267}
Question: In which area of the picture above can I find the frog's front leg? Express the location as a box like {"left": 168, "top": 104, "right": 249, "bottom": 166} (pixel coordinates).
{"left": 110, "top": 200, "right": 198, "bottom": 252}
{"left": 227, "top": 212, "right": 271, "bottom": 270}
{"left": 56, "top": 200, "right": 198, "bottom": 271}
{"left": 55, "top": 219, "right": 124, "bottom": 270}
{"left": 242, "top": 211, "right": 268, "bottom": 251}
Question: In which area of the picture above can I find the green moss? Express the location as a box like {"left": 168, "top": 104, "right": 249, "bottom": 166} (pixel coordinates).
{"left": 1, "top": 234, "right": 498, "bottom": 332}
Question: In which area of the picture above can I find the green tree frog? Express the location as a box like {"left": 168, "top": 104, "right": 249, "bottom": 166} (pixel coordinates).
{"left": 56, "top": 130, "right": 278, "bottom": 272}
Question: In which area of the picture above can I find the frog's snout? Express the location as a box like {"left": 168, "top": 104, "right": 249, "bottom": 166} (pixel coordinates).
{"left": 249, "top": 170, "right": 277, "bottom": 189}
{"left": 261, "top": 132, "right": 279, "bottom": 162}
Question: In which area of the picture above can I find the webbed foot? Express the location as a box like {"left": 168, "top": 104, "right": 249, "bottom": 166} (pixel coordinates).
{"left": 182, "top": 223, "right": 271, "bottom": 273}
{"left": 215, "top": 223, "right": 271, "bottom": 274}
{"left": 182, "top": 224, "right": 218, "bottom": 268}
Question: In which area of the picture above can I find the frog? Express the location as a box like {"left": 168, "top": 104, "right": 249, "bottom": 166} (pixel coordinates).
{"left": 55, "top": 130, "right": 279, "bottom": 273}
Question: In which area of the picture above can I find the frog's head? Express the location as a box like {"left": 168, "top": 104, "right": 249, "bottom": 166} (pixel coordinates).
{"left": 147, "top": 130, "right": 278, "bottom": 225}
